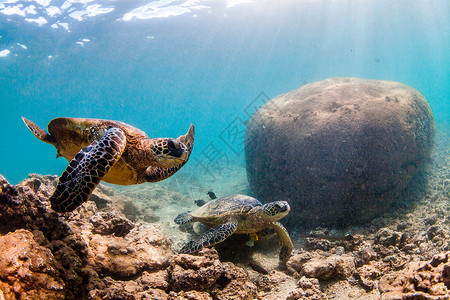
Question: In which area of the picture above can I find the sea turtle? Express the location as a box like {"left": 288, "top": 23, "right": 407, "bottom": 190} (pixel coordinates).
{"left": 174, "top": 194, "right": 293, "bottom": 264}
{"left": 22, "top": 117, "right": 194, "bottom": 213}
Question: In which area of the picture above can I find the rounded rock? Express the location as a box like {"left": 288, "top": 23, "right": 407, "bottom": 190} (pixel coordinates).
{"left": 245, "top": 77, "right": 435, "bottom": 228}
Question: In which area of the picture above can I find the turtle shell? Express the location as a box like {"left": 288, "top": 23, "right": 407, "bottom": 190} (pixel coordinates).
{"left": 47, "top": 117, "right": 148, "bottom": 185}
{"left": 191, "top": 194, "right": 262, "bottom": 221}
{"left": 47, "top": 117, "right": 146, "bottom": 160}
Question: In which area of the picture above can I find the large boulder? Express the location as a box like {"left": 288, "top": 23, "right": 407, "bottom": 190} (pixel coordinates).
{"left": 245, "top": 77, "right": 435, "bottom": 228}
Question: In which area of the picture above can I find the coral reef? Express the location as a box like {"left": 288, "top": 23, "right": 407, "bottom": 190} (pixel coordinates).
{"left": 0, "top": 125, "right": 448, "bottom": 299}
{"left": 0, "top": 174, "right": 276, "bottom": 299}
{"left": 378, "top": 252, "right": 450, "bottom": 299}
{"left": 0, "top": 229, "right": 65, "bottom": 299}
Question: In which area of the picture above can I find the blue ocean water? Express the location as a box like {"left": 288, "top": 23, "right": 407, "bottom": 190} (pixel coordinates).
{"left": 0, "top": 0, "right": 449, "bottom": 185}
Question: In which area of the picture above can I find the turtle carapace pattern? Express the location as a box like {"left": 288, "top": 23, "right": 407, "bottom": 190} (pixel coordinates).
{"left": 22, "top": 117, "right": 195, "bottom": 213}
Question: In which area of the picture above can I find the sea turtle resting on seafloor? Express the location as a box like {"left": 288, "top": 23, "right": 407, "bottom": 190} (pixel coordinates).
{"left": 22, "top": 117, "right": 194, "bottom": 213}
{"left": 174, "top": 194, "right": 293, "bottom": 264}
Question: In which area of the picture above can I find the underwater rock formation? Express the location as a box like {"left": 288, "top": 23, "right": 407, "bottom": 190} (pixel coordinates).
{"left": 168, "top": 248, "right": 258, "bottom": 299}
{"left": 1, "top": 169, "right": 450, "bottom": 299}
{"left": 286, "top": 277, "right": 325, "bottom": 300}
{"left": 0, "top": 174, "right": 261, "bottom": 299}
{"left": 245, "top": 77, "right": 435, "bottom": 228}
{"left": 378, "top": 252, "right": 450, "bottom": 299}
{"left": 287, "top": 251, "right": 355, "bottom": 280}
{"left": 0, "top": 229, "right": 65, "bottom": 299}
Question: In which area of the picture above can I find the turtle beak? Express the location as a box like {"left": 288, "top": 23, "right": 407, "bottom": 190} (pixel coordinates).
{"left": 280, "top": 205, "right": 289, "bottom": 213}
{"left": 166, "top": 139, "right": 189, "bottom": 164}
{"left": 279, "top": 202, "right": 290, "bottom": 213}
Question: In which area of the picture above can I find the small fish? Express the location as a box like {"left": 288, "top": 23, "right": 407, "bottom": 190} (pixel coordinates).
{"left": 194, "top": 199, "right": 206, "bottom": 207}
{"left": 207, "top": 191, "right": 217, "bottom": 199}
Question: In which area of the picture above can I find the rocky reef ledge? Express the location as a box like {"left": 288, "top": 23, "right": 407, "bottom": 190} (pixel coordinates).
{"left": 1, "top": 168, "right": 450, "bottom": 299}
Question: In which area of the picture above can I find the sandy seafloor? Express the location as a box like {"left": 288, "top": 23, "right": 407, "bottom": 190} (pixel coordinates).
{"left": 97, "top": 122, "right": 450, "bottom": 298}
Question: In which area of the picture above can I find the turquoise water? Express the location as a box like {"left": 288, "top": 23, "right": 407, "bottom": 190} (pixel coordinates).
{"left": 0, "top": 0, "right": 449, "bottom": 185}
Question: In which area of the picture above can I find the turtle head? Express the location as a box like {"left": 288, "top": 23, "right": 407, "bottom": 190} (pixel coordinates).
{"left": 260, "top": 201, "right": 290, "bottom": 221}
{"left": 149, "top": 138, "right": 189, "bottom": 168}
{"left": 146, "top": 124, "right": 194, "bottom": 168}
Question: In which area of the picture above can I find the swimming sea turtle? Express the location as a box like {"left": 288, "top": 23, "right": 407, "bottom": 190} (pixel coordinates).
{"left": 174, "top": 194, "right": 293, "bottom": 264}
{"left": 22, "top": 117, "right": 194, "bottom": 213}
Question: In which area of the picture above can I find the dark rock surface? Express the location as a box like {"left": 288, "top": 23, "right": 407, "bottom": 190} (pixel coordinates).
{"left": 245, "top": 77, "right": 435, "bottom": 228}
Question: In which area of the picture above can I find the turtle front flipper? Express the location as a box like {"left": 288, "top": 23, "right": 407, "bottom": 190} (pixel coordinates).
{"left": 50, "top": 127, "right": 126, "bottom": 213}
{"left": 179, "top": 221, "right": 237, "bottom": 254}
{"left": 268, "top": 222, "right": 294, "bottom": 266}
{"left": 141, "top": 124, "right": 195, "bottom": 183}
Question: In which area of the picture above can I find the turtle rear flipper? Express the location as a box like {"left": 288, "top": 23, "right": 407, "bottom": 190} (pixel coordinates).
{"left": 179, "top": 222, "right": 237, "bottom": 254}
{"left": 22, "top": 117, "right": 56, "bottom": 145}
{"left": 50, "top": 127, "right": 126, "bottom": 213}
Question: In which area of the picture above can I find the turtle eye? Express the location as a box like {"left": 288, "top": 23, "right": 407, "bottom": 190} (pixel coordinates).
{"left": 168, "top": 140, "right": 180, "bottom": 151}
{"left": 167, "top": 140, "right": 182, "bottom": 157}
